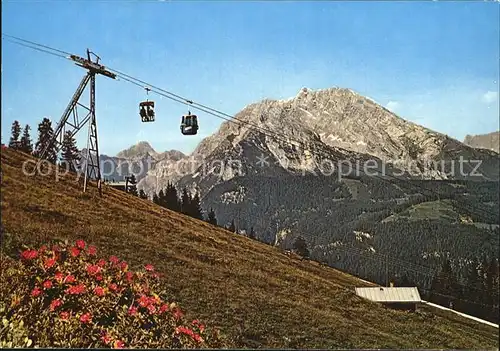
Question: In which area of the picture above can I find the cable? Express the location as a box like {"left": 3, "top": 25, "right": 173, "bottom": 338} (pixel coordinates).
{"left": 2, "top": 36, "right": 69, "bottom": 60}
{"left": 2, "top": 33, "right": 497, "bottom": 221}
{"left": 2, "top": 33, "right": 72, "bottom": 57}
{"left": 2, "top": 34, "right": 499, "bottom": 292}
{"left": 110, "top": 69, "right": 499, "bottom": 221}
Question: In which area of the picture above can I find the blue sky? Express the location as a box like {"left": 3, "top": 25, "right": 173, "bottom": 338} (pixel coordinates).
{"left": 2, "top": 0, "right": 499, "bottom": 156}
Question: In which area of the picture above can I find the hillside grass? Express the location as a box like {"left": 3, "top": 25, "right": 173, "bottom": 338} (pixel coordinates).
{"left": 383, "top": 199, "right": 459, "bottom": 223}
{"left": 1, "top": 148, "right": 498, "bottom": 349}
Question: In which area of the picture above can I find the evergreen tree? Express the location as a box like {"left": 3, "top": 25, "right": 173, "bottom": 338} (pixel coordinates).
{"left": 190, "top": 192, "right": 203, "bottom": 220}
{"left": 34, "top": 118, "right": 57, "bottom": 163}
{"left": 19, "top": 125, "right": 33, "bottom": 154}
{"left": 394, "top": 274, "right": 414, "bottom": 287}
{"left": 128, "top": 174, "right": 138, "bottom": 196}
{"left": 60, "top": 131, "right": 80, "bottom": 172}
{"left": 293, "top": 236, "right": 309, "bottom": 258}
{"left": 181, "top": 188, "right": 191, "bottom": 215}
{"left": 228, "top": 219, "right": 236, "bottom": 233}
{"left": 429, "top": 258, "right": 459, "bottom": 308}
{"left": 164, "top": 182, "right": 181, "bottom": 212}
{"left": 207, "top": 208, "right": 217, "bottom": 226}
{"left": 486, "top": 258, "right": 499, "bottom": 310}
{"left": 158, "top": 189, "right": 166, "bottom": 208}
{"left": 249, "top": 227, "right": 256, "bottom": 240}
{"left": 9, "top": 120, "right": 21, "bottom": 150}
{"left": 152, "top": 192, "right": 160, "bottom": 205}
{"left": 139, "top": 189, "right": 148, "bottom": 200}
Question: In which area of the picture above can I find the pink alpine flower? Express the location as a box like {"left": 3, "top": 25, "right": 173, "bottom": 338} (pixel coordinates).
{"left": 109, "top": 256, "right": 120, "bottom": 265}
{"left": 94, "top": 286, "right": 105, "bottom": 297}
{"left": 76, "top": 239, "right": 86, "bottom": 249}
{"left": 159, "top": 304, "right": 169, "bottom": 313}
{"left": 125, "top": 271, "right": 134, "bottom": 282}
{"left": 113, "top": 340, "right": 125, "bottom": 349}
{"left": 147, "top": 304, "right": 157, "bottom": 314}
{"left": 86, "top": 264, "right": 101, "bottom": 275}
{"left": 65, "top": 284, "right": 86, "bottom": 295}
{"left": 21, "top": 249, "right": 38, "bottom": 260}
{"left": 54, "top": 272, "right": 64, "bottom": 283}
{"left": 31, "top": 287, "right": 42, "bottom": 297}
{"left": 70, "top": 247, "right": 80, "bottom": 257}
{"left": 64, "top": 274, "right": 76, "bottom": 284}
{"left": 44, "top": 257, "right": 56, "bottom": 269}
{"left": 80, "top": 312, "right": 92, "bottom": 324}
{"left": 128, "top": 305, "right": 138, "bottom": 316}
{"left": 87, "top": 245, "right": 97, "bottom": 256}
{"left": 101, "top": 332, "right": 112, "bottom": 345}
{"left": 50, "top": 299, "right": 62, "bottom": 311}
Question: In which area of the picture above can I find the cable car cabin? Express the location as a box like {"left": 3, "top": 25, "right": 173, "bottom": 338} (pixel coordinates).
{"left": 139, "top": 101, "right": 155, "bottom": 122}
{"left": 180, "top": 114, "right": 199, "bottom": 135}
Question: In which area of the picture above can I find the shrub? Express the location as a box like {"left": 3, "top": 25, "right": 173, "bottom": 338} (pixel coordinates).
{"left": 0, "top": 240, "right": 225, "bottom": 348}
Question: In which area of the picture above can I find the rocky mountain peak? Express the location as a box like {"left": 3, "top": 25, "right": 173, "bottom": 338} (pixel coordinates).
{"left": 463, "top": 131, "right": 499, "bottom": 153}
{"left": 116, "top": 141, "right": 158, "bottom": 159}
{"left": 138, "top": 86, "right": 499, "bottom": 195}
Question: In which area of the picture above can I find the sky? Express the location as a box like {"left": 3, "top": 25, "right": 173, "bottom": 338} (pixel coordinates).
{"left": 2, "top": 0, "right": 499, "bottom": 156}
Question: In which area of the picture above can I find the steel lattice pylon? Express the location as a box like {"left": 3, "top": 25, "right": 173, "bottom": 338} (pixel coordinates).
{"left": 36, "top": 49, "right": 116, "bottom": 196}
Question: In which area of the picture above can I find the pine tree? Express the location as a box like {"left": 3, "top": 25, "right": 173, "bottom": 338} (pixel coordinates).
{"left": 486, "top": 258, "right": 499, "bottom": 313}
{"left": 9, "top": 120, "right": 21, "bottom": 150}
{"left": 190, "top": 192, "right": 203, "bottom": 220}
{"left": 395, "top": 274, "right": 414, "bottom": 287}
{"left": 429, "top": 258, "right": 459, "bottom": 308}
{"left": 181, "top": 188, "right": 191, "bottom": 215}
{"left": 158, "top": 189, "right": 166, "bottom": 208}
{"left": 293, "top": 236, "right": 309, "bottom": 258}
{"left": 60, "top": 131, "right": 80, "bottom": 172}
{"left": 207, "top": 208, "right": 217, "bottom": 225}
{"left": 228, "top": 219, "right": 236, "bottom": 233}
{"left": 19, "top": 125, "right": 33, "bottom": 154}
{"left": 128, "top": 174, "right": 138, "bottom": 196}
{"left": 152, "top": 192, "right": 160, "bottom": 205}
{"left": 34, "top": 118, "right": 57, "bottom": 163}
{"left": 249, "top": 227, "right": 256, "bottom": 240}
{"left": 463, "top": 258, "right": 482, "bottom": 316}
{"left": 139, "top": 189, "right": 148, "bottom": 200}
{"left": 164, "top": 182, "right": 181, "bottom": 212}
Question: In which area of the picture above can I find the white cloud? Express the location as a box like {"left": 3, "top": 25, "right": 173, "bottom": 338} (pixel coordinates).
{"left": 386, "top": 101, "right": 400, "bottom": 112}
{"left": 481, "top": 91, "right": 498, "bottom": 104}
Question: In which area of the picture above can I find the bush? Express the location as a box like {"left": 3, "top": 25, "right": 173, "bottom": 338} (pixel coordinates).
{"left": 0, "top": 239, "right": 225, "bottom": 348}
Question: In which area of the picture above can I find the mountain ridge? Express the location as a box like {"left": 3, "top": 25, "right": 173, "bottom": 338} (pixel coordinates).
{"left": 464, "top": 131, "right": 500, "bottom": 153}
{"left": 1, "top": 147, "right": 498, "bottom": 349}
{"left": 137, "top": 86, "right": 499, "bottom": 195}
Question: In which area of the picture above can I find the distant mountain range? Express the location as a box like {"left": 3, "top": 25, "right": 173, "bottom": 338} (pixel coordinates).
{"left": 95, "top": 87, "right": 499, "bottom": 294}
{"left": 463, "top": 131, "right": 499, "bottom": 153}
{"left": 81, "top": 142, "right": 186, "bottom": 182}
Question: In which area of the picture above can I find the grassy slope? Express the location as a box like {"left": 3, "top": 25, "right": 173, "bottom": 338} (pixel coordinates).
{"left": 383, "top": 200, "right": 459, "bottom": 222}
{"left": 1, "top": 149, "right": 498, "bottom": 349}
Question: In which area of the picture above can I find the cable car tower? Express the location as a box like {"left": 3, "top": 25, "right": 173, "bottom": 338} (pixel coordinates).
{"left": 36, "top": 49, "right": 116, "bottom": 196}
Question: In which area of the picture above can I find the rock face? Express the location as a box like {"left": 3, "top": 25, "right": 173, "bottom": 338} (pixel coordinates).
{"left": 82, "top": 142, "right": 187, "bottom": 183}
{"left": 138, "top": 87, "right": 499, "bottom": 196}
{"left": 463, "top": 132, "right": 500, "bottom": 153}
{"left": 129, "top": 87, "right": 499, "bottom": 297}
{"left": 116, "top": 141, "right": 159, "bottom": 159}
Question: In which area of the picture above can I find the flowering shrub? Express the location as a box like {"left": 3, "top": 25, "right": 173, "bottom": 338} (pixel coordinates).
{"left": 0, "top": 240, "right": 225, "bottom": 348}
